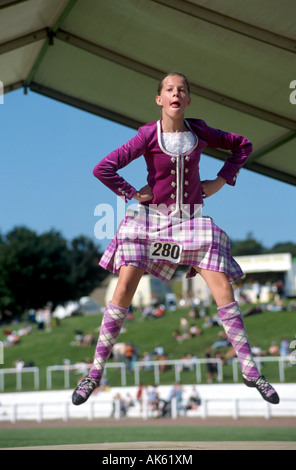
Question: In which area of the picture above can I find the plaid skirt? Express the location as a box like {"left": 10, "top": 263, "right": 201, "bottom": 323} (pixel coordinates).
{"left": 99, "top": 205, "right": 243, "bottom": 283}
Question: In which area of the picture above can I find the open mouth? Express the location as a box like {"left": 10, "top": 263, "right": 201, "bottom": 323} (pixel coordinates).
{"left": 170, "top": 101, "right": 181, "bottom": 109}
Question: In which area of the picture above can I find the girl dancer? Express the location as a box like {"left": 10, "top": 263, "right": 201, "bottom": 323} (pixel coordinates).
{"left": 72, "top": 72, "right": 279, "bottom": 406}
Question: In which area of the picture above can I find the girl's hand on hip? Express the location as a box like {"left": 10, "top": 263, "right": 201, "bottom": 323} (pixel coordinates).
{"left": 201, "top": 177, "right": 226, "bottom": 199}
{"left": 134, "top": 184, "right": 153, "bottom": 202}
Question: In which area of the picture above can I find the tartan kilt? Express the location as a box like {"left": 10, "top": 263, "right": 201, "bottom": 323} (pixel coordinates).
{"left": 99, "top": 206, "right": 243, "bottom": 283}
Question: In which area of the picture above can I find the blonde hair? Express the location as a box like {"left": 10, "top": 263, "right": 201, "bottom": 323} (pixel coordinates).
{"left": 157, "top": 72, "right": 190, "bottom": 96}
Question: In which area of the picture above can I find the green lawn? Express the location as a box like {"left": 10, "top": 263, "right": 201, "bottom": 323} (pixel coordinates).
{"left": 0, "top": 306, "right": 295, "bottom": 391}
{"left": 1, "top": 424, "right": 295, "bottom": 448}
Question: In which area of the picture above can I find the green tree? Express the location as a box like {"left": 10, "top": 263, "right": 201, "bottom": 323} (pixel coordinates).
{"left": 67, "top": 235, "right": 106, "bottom": 300}
{"left": 0, "top": 227, "right": 106, "bottom": 316}
{"left": 270, "top": 242, "right": 296, "bottom": 257}
{"left": 231, "top": 232, "right": 266, "bottom": 256}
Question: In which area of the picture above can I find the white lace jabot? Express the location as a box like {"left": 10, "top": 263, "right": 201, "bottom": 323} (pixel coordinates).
{"left": 161, "top": 131, "right": 196, "bottom": 155}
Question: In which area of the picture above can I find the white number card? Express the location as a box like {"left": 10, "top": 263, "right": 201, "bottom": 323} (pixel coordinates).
{"left": 149, "top": 241, "right": 182, "bottom": 263}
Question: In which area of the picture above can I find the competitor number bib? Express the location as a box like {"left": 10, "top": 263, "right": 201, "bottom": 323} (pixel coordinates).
{"left": 149, "top": 241, "right": 182, "bottom": 264}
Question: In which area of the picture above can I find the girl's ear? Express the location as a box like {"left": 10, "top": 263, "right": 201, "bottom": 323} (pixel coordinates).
{"left": 155, "top": 95, "right": 162, "bottom": 106}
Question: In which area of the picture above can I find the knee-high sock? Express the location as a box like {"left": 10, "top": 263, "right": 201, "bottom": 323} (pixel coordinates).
{"left": 89, "top": 301, "right": 128, "bottom": 383}
{"left": 217, "top": 301, "right": 260, "bottom": 380}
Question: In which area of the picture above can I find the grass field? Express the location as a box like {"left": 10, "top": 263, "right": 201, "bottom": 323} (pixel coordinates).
{"left": 0, "top": 305, "right": 295, "bottom": 391}
{"left": 1, "top": 423, "right": 296, "bottom": 448}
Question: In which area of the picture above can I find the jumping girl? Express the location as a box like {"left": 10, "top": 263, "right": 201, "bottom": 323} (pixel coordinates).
{"left": 72, "top": 72, "right": 279, "bottom": 406}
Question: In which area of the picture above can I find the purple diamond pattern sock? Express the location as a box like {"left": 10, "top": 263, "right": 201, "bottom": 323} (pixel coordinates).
{"left": 217, "top": 301, "right": 260, "bottom": 380}
{"left": 89, "top": 301, "right": 128, "bottom": 383}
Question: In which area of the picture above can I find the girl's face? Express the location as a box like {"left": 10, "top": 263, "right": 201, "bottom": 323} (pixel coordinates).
{"left": 156, "top": 75, "right": 191, "bottom": 120}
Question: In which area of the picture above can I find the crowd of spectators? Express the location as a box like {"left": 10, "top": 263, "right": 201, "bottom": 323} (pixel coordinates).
{"left": 233, "top": 279, "right": 286, "bottom": 305}
{"left": 71, "top": 330, "right": 95, "bottom": 347}
{"left": 0, "top": 304, "right": 55, "bottom": 356}
{"left": 1, "top": 324, "right": 33, "bottom": 349}
{"left": 135, "top": 382, "right": 201, "bottom": 418}
{"left": 140, "top": 304, "right": 166, "bottom": 320}
{"left": 108, "top": 382, "right": 201, "bottom": 419}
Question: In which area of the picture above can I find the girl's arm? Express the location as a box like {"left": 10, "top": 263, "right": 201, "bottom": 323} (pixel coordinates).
{"left": 201, "top": 176, "right": 226, "bottom": 199}
{"left": 196, "top": 120, "right": 252, "bottom": 199}
{"left": 203, "top": 121, "right": 253, "bottom": 186}
{"left": 93, "top": 129, "right": 149, "bottom": 202}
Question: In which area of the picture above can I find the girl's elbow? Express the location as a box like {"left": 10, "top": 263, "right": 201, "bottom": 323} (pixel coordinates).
{"left": 247, "top": 140, "right": 253, "bottom": 152}
{"left": 93, "top": 164, "right": 102, "bottom": 180}
{"left": 246, "top": 141, "right": 253, "bottom": 157}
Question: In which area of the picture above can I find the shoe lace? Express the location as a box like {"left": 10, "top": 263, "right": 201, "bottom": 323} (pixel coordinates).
{"left": 256, "top": 376, "right": 272, "bottom": 393}
{"left": 78, "top": 377, "right": 96, "bottom": 393}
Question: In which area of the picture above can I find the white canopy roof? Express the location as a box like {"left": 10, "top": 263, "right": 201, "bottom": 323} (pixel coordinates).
{"left": 1, "top": 0, "right": 296, "bottom": 185}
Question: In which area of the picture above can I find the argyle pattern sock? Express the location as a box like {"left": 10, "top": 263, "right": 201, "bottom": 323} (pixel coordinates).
{"left": 217, "top": 301, "right": 260, "bottom": 380}
{"left": 89, "top": 301, "right": 128, "bottom": 383}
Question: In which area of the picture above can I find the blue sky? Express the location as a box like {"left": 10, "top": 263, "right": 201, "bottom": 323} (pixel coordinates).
{"left": 1, "top": 89, "right": 295, "bottom": 253}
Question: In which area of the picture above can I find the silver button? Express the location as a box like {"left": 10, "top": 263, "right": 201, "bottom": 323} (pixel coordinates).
{"left": 184, "top": 192, "right": 188, "bottom": 197}
{"left": 171, "top": 182, "right": 176, "bottom": 187}
{"left": 170, "top": 194, "right": 176, "bottom": 199}
{"left": 185, "top": 180, "right": 189, "bottom": 185}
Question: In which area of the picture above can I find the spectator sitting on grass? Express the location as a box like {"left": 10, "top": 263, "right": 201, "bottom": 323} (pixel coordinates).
{"left": 211, "top": 331, "right": 231, "bottom": 349}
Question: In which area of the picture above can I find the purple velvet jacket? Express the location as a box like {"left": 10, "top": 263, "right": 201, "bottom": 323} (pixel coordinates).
{"left": 93, "top": 119, "right": 252, "bottom": 216}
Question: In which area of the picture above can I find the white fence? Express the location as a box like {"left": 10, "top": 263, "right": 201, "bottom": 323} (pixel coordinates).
{"left": 44, "top": 356, "right": 294, "bottom": 390}
{"left": 0, "top": 367, "right": 39, "bottom": 391}
{"left": 46, "top": 363, "right": 127, "bottom": 389}
{"left": 232, "top": 356, "right": 293, "bottom": 382}
{"left": 0, "top": 356, "right": 294, "bottom": 392}
{"left": 0, "top": 384, "right": 295, "bottom": 423}
{"left": 134, "top": 358, "right": 223, "bottom": 385}
{"left": 0, "top": 398, "right": 276, "bottom": 423}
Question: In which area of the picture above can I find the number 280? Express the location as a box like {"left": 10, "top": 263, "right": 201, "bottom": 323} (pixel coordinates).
{"left": 151, "top": 242, "right": 180, "bottom": 260}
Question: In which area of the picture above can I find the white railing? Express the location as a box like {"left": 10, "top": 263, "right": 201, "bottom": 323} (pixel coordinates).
{"left": 0, "top": 356, "right": 293, "bottom": 392}
{"left": 232, "top": 356, "right": 292, "bottom": 382}
{"left": 46, "top": 362, "right": 127, "bottom": 389}
{"left": 0, "top": 367, "right": 39, "bottom": 391}
{"left": 133, "top": 358, "right": 223, "bottom": 385}
{"left": 197, "top": 397, "right": 296, "bottom": 420}
{"left": 1, "top": 396, "right": 296, "bottom": 423}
